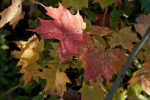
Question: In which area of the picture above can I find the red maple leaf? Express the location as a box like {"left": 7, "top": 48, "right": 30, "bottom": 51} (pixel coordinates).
{"left": 28, "top": 3, "right": 91, "bottom": 63}
{"left": 80, "top": 41, "right": 127, "bottom": 82}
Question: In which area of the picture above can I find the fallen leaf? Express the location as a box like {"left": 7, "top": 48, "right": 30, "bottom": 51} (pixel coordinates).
{"left": 0, "top": 0, "right": 25, "bottom": 29}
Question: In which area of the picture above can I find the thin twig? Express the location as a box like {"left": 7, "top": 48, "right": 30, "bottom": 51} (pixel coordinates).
{"left": 0, "top": 84, "right": 21, "bottom": 98}
{"left": 102, "top": 6, "right": 109, "bottom": 27}
{"left": 105, "top": 29, "right": 150, "bottom": 100}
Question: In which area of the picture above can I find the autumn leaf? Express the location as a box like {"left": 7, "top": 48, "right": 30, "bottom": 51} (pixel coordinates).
{"left": 62, "top": 0, "right": 88, "bottom": 10}
{"left": 86, "top": 26, "right": 109, "bottom": 36}
{"left": 0, "top": 0, "right": 25, "bottom": 29}
{"left": 38, "top": 68, "right": 71, "bottom": 97}
{"left": 19, "top": 63, "right": 41, "bottom": 85}
{"left": 109, "top": 27, "right": 139, "bottom": 51}
{"left": 80, "top": 40, "right": 127, "bottom": 82}
{"left": 134, "top": 14, "right": 150, "bottom": 37}
{"left": 134, "top": 14, "right": 150, "bottom": 48}
{"left": 79, "top": 83, "right": 105, "bottom": 100}
{"left": 11, "top": 35, "right": 44, "bottom": 84}
{"left": 28, "top": 3, "right": 92, "bottom": 63}
{"left": 11, "top": 35, "right": 44, "bottom": 66}
{"left": 128, "top": 59, "right": 150, "bottom": 96}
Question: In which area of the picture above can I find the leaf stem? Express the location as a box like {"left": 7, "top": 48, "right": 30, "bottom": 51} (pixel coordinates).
{"left": 105, "top": 29, "right": 150, "bottom": 100}
{"left": 0, "top": 84, "right": 21, "bottom": 98}
{"left": 102, "top": 6, "right": 108, "bottom": 27}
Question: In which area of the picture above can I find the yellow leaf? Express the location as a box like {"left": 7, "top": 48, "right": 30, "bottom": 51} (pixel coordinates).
{"left": 11, "top": 35, "right": 44, "bottom": 84}
{"left": 11, "top": 34, "right": 44, "bottom": 66}
{"left": 20, "top": 63, "right": 41, "bottom": 85}
{"left": 38, "top": 68, "right": 71, "bottom": 97}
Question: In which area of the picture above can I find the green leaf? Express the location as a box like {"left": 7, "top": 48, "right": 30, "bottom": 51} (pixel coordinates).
{"left": 110, "top": 9, "right": 122, "bottom": 30}
{"left": 24, "top": 81, "right": 38, "bottom": 93}
{"left": 127, "top": 84, "right": 148, "bottom": 100}
{"left": 103, "top": 0, "right": 114, "bottom": 7}
{"left": 84, "top": 17, "right": 92, "bottom": 32}
{"left": 15, "top": 96, "right": 29, "bottom": 100}
{"left": 43, "top": 0, "right": 61, "bottom": 6}
{"left": 127, "top": 84, "right": 141, "bottom": 96}
{"left": 85, "top": 9, "right": 96, "bottom": 22}
{"left": 79, "top": 83, "right": 105, "bottom": 100}
{"left": 62, "top": 0, "right": 88, "bottom": 10}
{"left": 33, "top": 95, "right": 43, "bottom": 100}
{"left": 112, "top": 87, "right": 127, "bottom": 100}
{"left": 141, "top": 0, "right": 150, "bottom": 13}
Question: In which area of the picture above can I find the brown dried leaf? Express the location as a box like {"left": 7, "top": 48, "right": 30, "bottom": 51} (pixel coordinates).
{"left": 134, "top": 14, "right": 150, "bottom": 37}
{"left": 0, "top": 0, "right": 25, "bottom": 29}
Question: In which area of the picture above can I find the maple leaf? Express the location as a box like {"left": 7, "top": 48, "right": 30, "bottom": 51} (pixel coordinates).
{"left": 11, "top": 35, "right": 44, "bottom": 66}
{"left": 11, "top": 35, "right": 44, "bottom": 84}
{"left": 79, "top": 83, "right": 105, "bottom": 100}
{"left": 134, "top": 14, "right": 150, "bottom": 37}
{"left": 109, "top": 27, "right": 139, "bottom": 51}
{"left": 28, "top": 3, "right": 92, "bottom": 63}
{"left": 0, "top": 0, "right": 25, "bottom": 29}
{"left": 134, "top": 14, "right": 150, "bottom": 48}
{"left": 38, "top": 68, "right": 71, "bottom": 97}
{"left": 19, "top": 63, "right": 41, "bottom": 85}
{"left": 62, "top": 0, "right": 88, "bottom": 10}
{"left": 80, "top": 40, "right": 127, "bottom": 82}
{"left": 128, "top": 59, "right": 150, "bottom": 95}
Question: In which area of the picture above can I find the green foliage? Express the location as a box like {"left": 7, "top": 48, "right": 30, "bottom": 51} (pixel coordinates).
{"left": 141, "top": 0, "right": 150, "bottom": 13}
